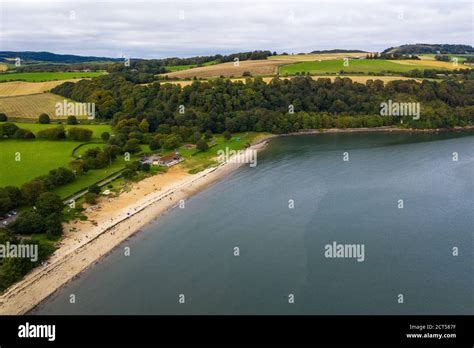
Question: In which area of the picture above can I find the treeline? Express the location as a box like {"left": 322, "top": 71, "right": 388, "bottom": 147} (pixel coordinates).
{"left": 14, "top": 63, "right": 109, "bottom": 73}
{"left": 382, "top": 44, "right": 474, "bottom": 55}
{"left": 0, "top": 123, "right": 94, "bottom": 141}
{"left": 107, "top": 50, "right": 274, "bottom": 75}
{"left": 366, "top": 53, "right": 420, "bottom": 60}
{"left": 51, "top": 74, "right": 474, "bottom": 133}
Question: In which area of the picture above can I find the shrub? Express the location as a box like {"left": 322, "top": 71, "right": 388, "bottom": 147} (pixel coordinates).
{"left": 0, "top": 113, "right": 7, "bottom": 122}
{"left": 13, "top": 128, "right": 35, "bottom": 139}
{"left": 68, "top": 127, "right": 93, "bottom": 141}
{"left": 84, "top": 192, "right": 98, "bottom": 205}
{"left": 37, "top": 127, "right": 66, "bottom": 140}
{"left": 88, "top": 184, "right": 101, "bottom": 195}
{"left": 38, "top": 113, "right": 51, "bottom": 124}
{"left": 101, "top": 131, "right": 110, "bottom": 142}
{"left": 67, "top": 116, "right": 78, "bottom": 125}
{"left": 0, "top": 122, "right": 19, "bottom": 137}
{"left": 223, "top": 130, "right": 232, "bottom": 140}
{"left": 196, "top": 139, "right": 209, "bottom": 151}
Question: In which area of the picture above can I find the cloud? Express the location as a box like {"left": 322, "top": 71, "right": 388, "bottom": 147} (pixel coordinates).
{"left": 0, "top": 0, "right": 472, "bottom": 58}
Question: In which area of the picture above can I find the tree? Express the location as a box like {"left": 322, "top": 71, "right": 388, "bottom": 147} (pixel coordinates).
{"left": 84, "top": 192, "right": 98, "bottom": 205}
{"left": 162, "top": 134, "right": 181, "bottom": 149}
{"left": 68, "top": 127, "right": 93, "bottom": 141}
{"left": 196, "top": 139, "right": 209, "bottom": 151}
{"left": 0, "top": 113, "right": 7, "bottom": 122}
{"left": 45, "top": 213, "right": 63, "bottom": 239}
{"left": 204, "top": 130, "right": 213, "bottom": 140}
{"left": 35, "top": 192, "right": 64, "bottom": 216}
{"left": 67, "top": 116, "right": 78, "bottom": 125}
{"left": 123, "top": 138, "right": 141, "bottom": 153}
{"left": 21, "top": 180, "right": 46, "bottom": 204}
{"left": 139, "top": 119, "right": 150, "bottom": 133}
{"left": 101, "top": 131, "right": 111, "bottom": 142}
{"left": 38, "top": 113, "right": 51, "bottom": 124}
{"left": 9, "top": 211, "right": 46, "bottom": 234}
{"left": 88, "top": 184, "right": 101, "bottom": 194}
{"left": 223, "top": 130, "right": 232, "bottom": 140}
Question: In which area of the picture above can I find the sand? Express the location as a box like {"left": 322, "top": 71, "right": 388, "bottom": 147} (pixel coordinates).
{"left": 0, "top": 142, "right": 268, "bottom": 315}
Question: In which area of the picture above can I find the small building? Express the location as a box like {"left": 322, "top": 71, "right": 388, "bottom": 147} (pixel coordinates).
{"left": 140, "top": 154, "right": 161, "bottom": 166}
{"left": 158, "top": 151, "right": 184, "bottom": 167}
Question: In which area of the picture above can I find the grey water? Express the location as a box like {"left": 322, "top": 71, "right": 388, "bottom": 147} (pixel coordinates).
{"left": 32, "top": 131, "right": 474, "bottom": 315}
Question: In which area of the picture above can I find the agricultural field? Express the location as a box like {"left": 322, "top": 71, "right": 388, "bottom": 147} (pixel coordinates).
{"left": 268, "top": 52, "right": 369, "bottom": 61}
{"left": 161, "top": 59, "right": 291, "bottom": 78}
{"left": 0, "top": 79, "right": 84, "bottom": 97}
{"left": 418, "top": 54, "right": 474, "bottom": 63}
{"left": 165, "top": 60, "right": 217, "bottom": 72}
{"left": 0, "top": 64, "right": 7, "bottom": 72}
{"left": 0, "top": 71, "right": 106, "bottom": 82}
{"left": 0, "top": 93, "right": 90, "bottom": 120}
{"left": 278, "top": 58, "right": 459, "bottom": 75}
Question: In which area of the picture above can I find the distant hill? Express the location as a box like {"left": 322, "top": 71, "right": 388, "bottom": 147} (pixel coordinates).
{"left": 310, "top": 49, "right": 366, "bottom": 54}
{"left": 0, "top": 51, "right": 122, "bottom": 64}
{"left": 382, "top": 44, "right": 474, "bottom": 55}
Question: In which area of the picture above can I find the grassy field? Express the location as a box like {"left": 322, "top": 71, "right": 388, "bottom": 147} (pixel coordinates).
{"left": 269, "top": 52, "right": 369, "bottom": 61}
{"left": 0, "top": 79, "right": 84, "bottom": 97}
{"left": 9, "top": 122, "right": 112, "bottom": 139}
{"left": 165, "top": 61, "right": 217, "bottom": 72}
{"left": 278, "top": 59, "right": 456, "bottom": 75}
{"left": 418, "top": 54, "right": 474, "bottom": 63}
{"left": 0, "top": 93, "right": 91, "bottom": 120}
{"left": 0, "top": 71, "right": 106, "bottom": 82}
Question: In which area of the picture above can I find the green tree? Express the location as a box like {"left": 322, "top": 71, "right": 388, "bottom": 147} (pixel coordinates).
{"left": 88, "top": 184, "right": 101, "bottom": 194}
{"left": 35, "top": 192, "right": 64, "bottom": 216}
{"left": 84, "top": 192, "right": 98, "bottom": 205}
{"left": 139, "top": 119, "right": 150, "bottom": 133}
{"left": 101, "top": 131, "right": 111, "bottom": 142}
{"left": 223, "top": 130, "right": 232, "bottom": 140}
{"left": 0, "top": 113, "right": 7, "bottom": 122}
{"left": 196, "top": 139, "right": 209, "bottom": 151}
{"left": 38, "top": 113, "right": 51, "bottom": 124}
{"left": 9, "top": 211, "right": 46, "bottom": 234}
{"left": 67, "top": 116, "right": 78, "bottom": 125}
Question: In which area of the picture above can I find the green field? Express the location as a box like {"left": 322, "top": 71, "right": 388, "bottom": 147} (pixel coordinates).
{"left": 0, "top": 123, "right": 115, "bottom": 195}
{"left": 279, "top": 59, "right": 449, "bottom": 75}
{"left": 419, "top": 54, "right": 473, "bottom": 63}
{"left": 0, "top": 71, "right": 106, "bottom": 82}
{"left": 9, "top": 122, "right": 112, "bottom": 139}
{"left": 165, "top": 60, "right": 217, "bottom": 72}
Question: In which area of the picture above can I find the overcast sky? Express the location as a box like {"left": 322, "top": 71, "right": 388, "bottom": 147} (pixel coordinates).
{"left": 0, "top": 0, "right": 472, "bottom": 58}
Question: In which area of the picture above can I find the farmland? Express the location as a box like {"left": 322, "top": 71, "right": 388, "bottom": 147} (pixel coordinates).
{"left": 278, "top": 58, "right": 459, "bottom": 75}
{"left": 0, "top": 93, "right": 90, "bottom": 120}
{"left": 0, "top": 80, "right": 84, "bottom": 97}
{"left": 161, "top": 59, "right": 291, "bottom": 78}
{"left": 0, "top": 71, "right": 106, "bottom": 82}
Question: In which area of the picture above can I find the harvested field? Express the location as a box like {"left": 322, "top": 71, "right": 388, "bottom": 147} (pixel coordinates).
{"left": 0, "top": 64, "right": 7, "bottom": 72}
{"left": 390, "top": 59, "right": 470, "bottom": 70}
{"left": 0, "top": 79, "right": 84, "bottom": 97}
{"left": 0, "top": 93, "right": 88, "bottom": 119}
{"left": 160, "top": 59, "right": 292, "bottom": 78}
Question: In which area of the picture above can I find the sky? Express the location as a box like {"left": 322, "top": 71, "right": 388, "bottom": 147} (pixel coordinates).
{"left": 0, "top": 0, "right": 472, "bottom": 59}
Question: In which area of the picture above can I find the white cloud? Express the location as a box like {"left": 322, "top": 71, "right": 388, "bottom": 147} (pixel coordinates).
{"left": 0, "top": 0, "right": 472, "bottom": 58}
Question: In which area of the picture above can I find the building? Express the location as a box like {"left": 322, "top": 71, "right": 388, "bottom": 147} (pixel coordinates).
{"left": 158, "top": 151, "right": 184, "bottom": 167}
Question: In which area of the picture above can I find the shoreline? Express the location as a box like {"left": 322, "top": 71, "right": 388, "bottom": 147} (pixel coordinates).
{"left": 1, "top": 126, "right": 473, "bottom": 314}
{"left": 0, "top": 140, "right": 269, "bottom": 315}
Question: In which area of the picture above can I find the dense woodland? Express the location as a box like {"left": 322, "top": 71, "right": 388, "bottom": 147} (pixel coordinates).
{"left": 52, "top": 73, "right": 474, "bottom": 136}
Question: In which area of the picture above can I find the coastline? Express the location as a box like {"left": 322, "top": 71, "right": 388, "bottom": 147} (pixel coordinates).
{"left": 1, "top": 125, "right": 473, "bottom": 315}
{"left": 0, "top": 139, "right": 269, "bottom": 315}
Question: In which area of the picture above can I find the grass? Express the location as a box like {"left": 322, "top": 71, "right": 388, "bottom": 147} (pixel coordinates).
{"left": 8, "top": 122, "right": 112, "bottom": 139}
{"left": 419, "top": 54, "right": 474, "bottom": 63}
{"left": 0, "top": 122, "right": 114, "bottom": 192}
{"left": 165, "top": 61, "right": 217, "bottom": 72}
{"left": 176, "top": 132, "right": 270, "bottom": 173}
{"left": 0, "top": 71, "right": 106, "bottom": 82}
{"left": 279, "top": 59, "right": 451, "bottom": 75}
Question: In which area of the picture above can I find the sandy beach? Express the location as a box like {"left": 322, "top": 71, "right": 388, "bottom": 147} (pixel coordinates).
{"left": 0, "top": 140, "right": 268, "bottom": 315}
